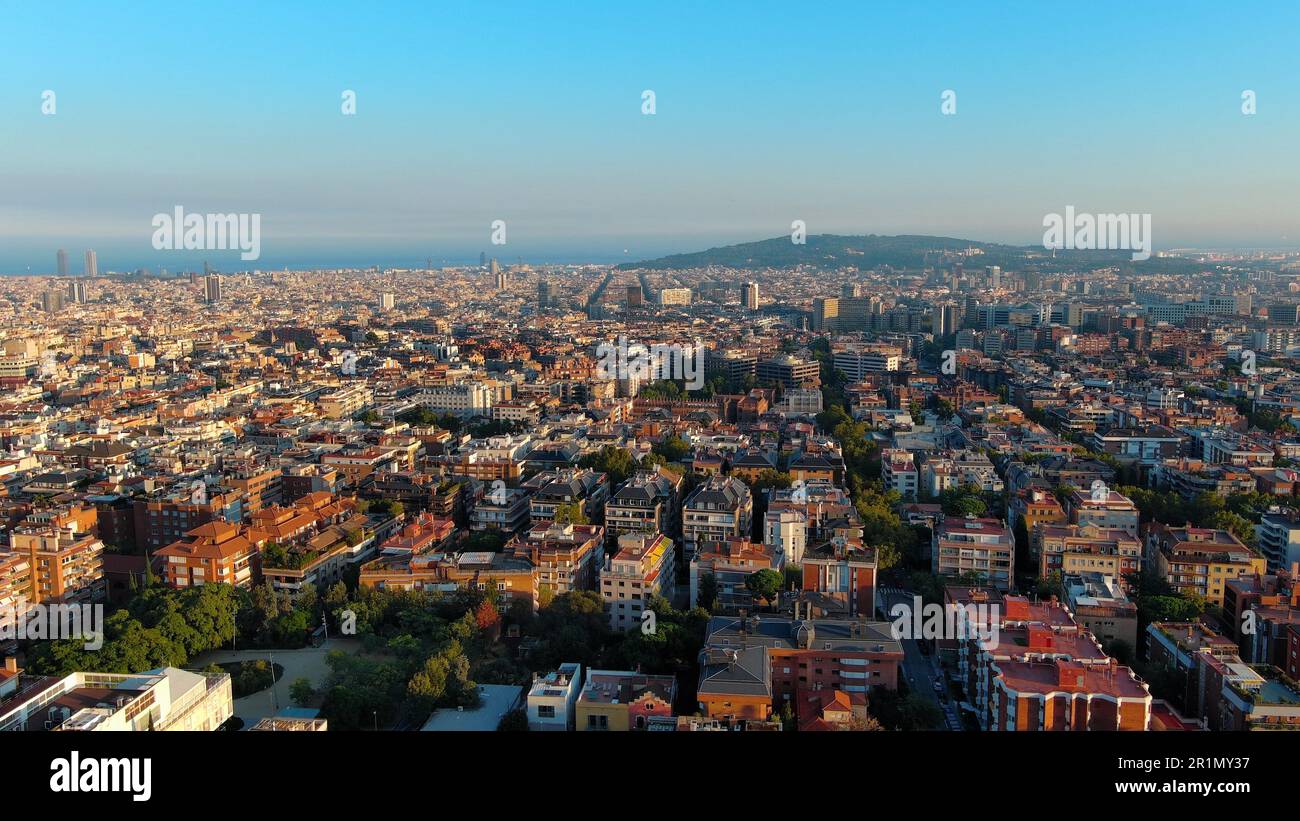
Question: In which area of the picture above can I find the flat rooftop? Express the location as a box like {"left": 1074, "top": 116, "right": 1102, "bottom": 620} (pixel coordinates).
{"left": 421, "top": 684, "right": 522, "bottom": 731}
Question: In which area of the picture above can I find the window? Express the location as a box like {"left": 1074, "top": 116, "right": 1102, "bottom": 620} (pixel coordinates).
{"left": 537, "top": 705, "right": 556, "bottom": 718}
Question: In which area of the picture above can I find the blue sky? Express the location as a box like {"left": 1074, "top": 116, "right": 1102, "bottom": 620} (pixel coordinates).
{"left": 1, "top": 0, "right": 1298, "bottom": 273}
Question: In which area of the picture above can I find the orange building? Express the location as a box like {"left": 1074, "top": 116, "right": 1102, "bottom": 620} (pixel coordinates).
{"left": 154, "top": 520, "right": 260, "bottom": 589}
{"left": 697, "top": 614, "right": 902, "bottom": 722}
{"left": 986, "top": 657, "right": 1151, "bottom": 731}
{"left": 7, "top": 526, "right": 105, "bottom": 605}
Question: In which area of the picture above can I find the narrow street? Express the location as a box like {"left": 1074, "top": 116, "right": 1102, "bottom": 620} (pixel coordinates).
{"left": 880, "top": 587, "right": 964, "bottom": 731}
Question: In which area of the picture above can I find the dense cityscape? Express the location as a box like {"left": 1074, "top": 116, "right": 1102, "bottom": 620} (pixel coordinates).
{"left": 4, "top": 242, "right": 1300, "bottom": 743}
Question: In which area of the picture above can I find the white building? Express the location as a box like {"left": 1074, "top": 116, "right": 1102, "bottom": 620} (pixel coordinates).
{"left": 778, "top": 387, "right": 824, "bottom": 416}
{"left": 658, "top": 288, "right": 692, "bottom": 306}
{"left": 0, "top": 667, "right": 232, "bottom": 732}
{"left": 527, "top": 662, "right": 583, "bottom": 731}
{"left": 832, "top": 344, "right": 902, "bottom": 381}
{"left": 410, "top": 382, "right": 494, "bottom": 418}
{"left": 601, "top": 533, "right": 674, "bottom": 631}
{"left": 1256, "top": 511, "right": 1300, "bottom": 572}
{"left": 763, "top": 508, "right": 807, "bottom": 564}
{"left": 881, "top": 448, "right": 919, "bottom": 499}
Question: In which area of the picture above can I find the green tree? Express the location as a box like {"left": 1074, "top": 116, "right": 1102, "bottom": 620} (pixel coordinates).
{"left": 697, "top": 572, "right": 719, "bottom": 611}
{"left": 579, "top": 445, "right": 636, "bottom": 486}
{"left": 745, "top": 569, "right": 784, "bottom": 609}
{"left": 652, "top": 435, "right": 691, "bottom": 464}
{"left": 406, "top": 654, "right": 449, "bottom": 712}
{"left": 553, "top": 502, "right": 589, "bottom": 525}
{"left": 289, "top": 677, "right": 315, "bottom": 706}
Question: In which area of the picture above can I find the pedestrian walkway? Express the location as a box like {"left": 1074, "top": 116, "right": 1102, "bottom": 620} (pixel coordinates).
{"left": 193, "top": 638, "right": 361, "bottom": 727}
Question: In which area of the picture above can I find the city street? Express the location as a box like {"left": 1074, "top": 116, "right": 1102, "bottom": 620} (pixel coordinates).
{"left": 880, "top": 587, "right": 963, "bottom": 731}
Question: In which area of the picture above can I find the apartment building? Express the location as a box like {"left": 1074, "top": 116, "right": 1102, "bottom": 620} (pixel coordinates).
{"left": 363, "top": 548, "right": 536, "bottom": 608}
{"left": 1223, "top": 567, "right": 1300, "bottom": 665}
{"left": 921, "top": 450, "right": 1003, "bottom": 496}
{"left": 601, "top": 533, "right": 674, "bottom": 631}
{"left": 509, "top": 521, "right": 605, "bottom": 598}
{"left": 1147, "top": 524, "right": 1267, "bottom": 606}
{"left": 1156, "top": 459, "right": 1257, "bottom": 500}
{"left": 1200, "top": 434, "right": 1274, "bottom": 467}
{"left": 1086, "top": 424, "right": 1183, "bottom": 464}
{"left": 800, "top": 538, "right": 877, "bottom": 618}
{"left": 729, "top": 448, "right": 778, "bottom": 482}
{"left": 658, "top": 287, "right": 692, "bottom": 306}
{"left": 762, "top": 508, "right": 808, "bottom": 565}
{"left": 767, "top": 481, "right": 856, "bottom": 545}
{"left": 1064, "top": 487, "right": 1140, "bottom": 536}
{"left": 408, "top": 382, "right": 494, "bottom": 418}
{"left": 154, "top": 520, "right": 260, "bottom": 589}
{"left": 0, "top": 552, "right": 33, "bottom": 634}
{"left": 523, "top": 468, "right": 609, "bottom": 526}
{"left": 1062, "top": 572, "right": 1139, "bottom": 650}
{"left": 689, "top": 537, "right": 780, "bottom": 613}
{"left": 0, "top": 667, "right": 233, "bottom": 732}
{"left": 787, "top": 450, "right": 843, "bottom": 485}
{"left": 931, "top": 516, "right": 1015, "bottom": 590}
{"left": 697, "top": 614, "right": 902, "bottom": 720}
{"left": 527, "top": 662, "right": 583, "bottom": 731}
{"left": 682, "top": 475, "right": 753, "bottom": 558}
{"left": 7, "top": 526, "right": 105, "bottom": 605}
{"left": 318, "top": 383, "right": 373, "bottom": 419}
{"left": 954, "top": 595, "right": 1149, "bottom": 730}
{"left": 470, "top": 486, "right": 531, "bottom": 534}
{"left": 1008, "top": 487, "right": 1067, "bottom": 557}
{"left": 132, "top": 488, "right": 242, "bottom": 554}
{"left": 604, "top": 468, "right": 682, "bottom": 542}
{"left": 1037, "top": 523, "right": 1142, "bottom": 581}
{"left": 756, "top": 355, "right": 820, "bottom": 389}
{"left": 985, "top": 657, "right": 1151, "bottom": 731}
{"left": 1216, "top": 663, "right": 1300, "bottom": 731}
{"left": 1256, "top": 510, "right": 1300, "bottom": 572}
{"left": 320, "top": 446, "right": 400, "bottom": 486}
{"left": 280, "top": 464, "right": 341, "bottom": 502}
{"left": 1146, "top": 621, "right": 1242, "bottom": 720}
{"left": 1143, "top": 617, "right": 1300, "bottom": 730}
{"left": 373, "top": 512, "right": 457, "bottom": 556}
{"left": 880, "top": 448, "right": 918, "bottom": 499}
{"left": 831, "top": 343, "right": 902, "bottom": 380}
{"left": 955, "top": 595, "right": 1089, "bottom": 699}
{"left": 255, "top": 493, "right": 386, "bottom": 597}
